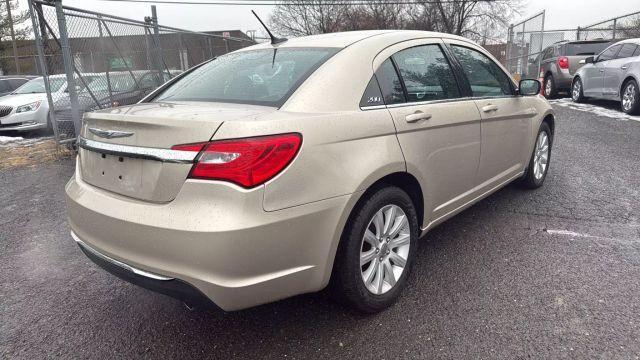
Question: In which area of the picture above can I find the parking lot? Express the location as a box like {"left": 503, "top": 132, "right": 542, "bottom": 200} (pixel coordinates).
{"left": 1, "top": 102, "right": 640, "bottom": 359}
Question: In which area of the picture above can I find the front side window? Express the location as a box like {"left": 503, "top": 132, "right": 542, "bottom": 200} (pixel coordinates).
{"left": 392, "top": 45, "right": 461, "bottom": 102}
{"left": 450, "top": 45, "right": 514, "bottom": 97}
{"left": 155, "top": 48, "right": 338, "bottom": 107}
{"left": 616, "top": 44, "right": 638, "bottom": 59}
{"left": 598, "top": 45, "right": 622, "bottom": 62}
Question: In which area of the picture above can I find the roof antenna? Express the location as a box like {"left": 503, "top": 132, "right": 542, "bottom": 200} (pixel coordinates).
{"left": 251, "top": 10, "right": 287, "bottom": 45}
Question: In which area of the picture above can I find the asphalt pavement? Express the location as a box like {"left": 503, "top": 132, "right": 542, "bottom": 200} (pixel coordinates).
{"left": 1, "top": 103, "right": 640, "bottom": 359}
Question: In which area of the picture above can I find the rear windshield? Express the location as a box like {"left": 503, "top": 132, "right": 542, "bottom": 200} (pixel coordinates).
{"left": 154, "top": 47, "right": 339, "bottom": 107}
{"left": 563, "top": 42, "right": 611, "bottom": 56}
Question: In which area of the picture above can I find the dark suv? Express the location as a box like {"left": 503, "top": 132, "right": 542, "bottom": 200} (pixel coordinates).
{"left": 538, "top": 40, "right": 612, "bottom": 98}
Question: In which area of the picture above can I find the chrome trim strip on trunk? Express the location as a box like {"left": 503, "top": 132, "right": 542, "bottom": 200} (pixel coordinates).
{"left": 77, "top": 137, "right": 198, "bottom": 164}
{"left": 71, "top": 231, "right": 174, "bottom": 281}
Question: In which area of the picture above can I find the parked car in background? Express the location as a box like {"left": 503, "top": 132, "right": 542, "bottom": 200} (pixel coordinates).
{"left": 67, "top": 30, "right": 555, "bottom": 313}
{"left": 0, "top": 74, "right": 98, "bottom": 132}
{"left": 0, "top": 75, "right": 37, "bottom": 97}
{"left": 53, "top": 70, "right": 182, "bottom": 123}
{"left": 572, "top": 38, "right": 640, "bottom": 114}
{"left": 538, "top": 39, "right": 612, "bottom": 98}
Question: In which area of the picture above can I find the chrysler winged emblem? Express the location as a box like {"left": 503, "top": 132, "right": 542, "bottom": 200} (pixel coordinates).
{"left": 89, "top": 127, "right": 134, "bottom": 139}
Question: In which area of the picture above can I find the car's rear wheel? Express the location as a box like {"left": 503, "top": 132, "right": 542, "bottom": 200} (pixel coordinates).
{"left": 544, "top": 74, "right": 556, "bottom": 99}
{"left": 621, "top": 79, "right": 640, "bottom": 115}
{"left": 332, "top": 186, "right": 418, "bottom": 313}
{"left": 572, "top": 78, "right": 585, "bottom": 103}
{"left": 520, "top": 122, "right": 552, "bottom": 189}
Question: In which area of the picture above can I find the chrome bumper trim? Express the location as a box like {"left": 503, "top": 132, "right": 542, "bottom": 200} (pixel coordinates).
{"left": 77, "top": 137, "right": 197, "bottom": 164}
{"left": 71, "top": 231, "right": 174, "bottom": 281}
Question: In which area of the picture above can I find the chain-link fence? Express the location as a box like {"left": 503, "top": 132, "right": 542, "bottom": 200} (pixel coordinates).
{"left": 25, "top": 0, "right": 255, "bottom": 145}
{"left": 506, "top": 10, "right": 640, "bottom": 81}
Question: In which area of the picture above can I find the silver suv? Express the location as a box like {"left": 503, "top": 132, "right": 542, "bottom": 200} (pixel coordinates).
{"left": 572, "top": 39, "right": 640, "bottom": 115}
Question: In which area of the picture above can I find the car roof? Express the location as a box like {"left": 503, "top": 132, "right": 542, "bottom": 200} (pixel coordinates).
{"left": 612, "top": 38, "right": 640, "bottom": 45}
{"left": 239, "top": 30, "right": 473, "bottom": 50}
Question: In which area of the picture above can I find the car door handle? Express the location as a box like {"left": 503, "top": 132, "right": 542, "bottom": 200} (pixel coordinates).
{"left": 600, "top": 69, "right": 605, "bottom": 73}
{"left": 405, "top": 111, "right": 432, "bottom": 123}
{"left": 621, "top": 66, "right": 628, "bottom": 70}
{"left": 481, "top": 104, "right": 499, "bottom": 113}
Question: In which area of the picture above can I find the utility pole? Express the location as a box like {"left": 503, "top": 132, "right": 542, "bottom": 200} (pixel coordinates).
{"left": 5, "top": 0, "right": 21, "bottom": 74}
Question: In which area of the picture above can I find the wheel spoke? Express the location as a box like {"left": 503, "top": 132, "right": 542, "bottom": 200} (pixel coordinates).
{"left": 364, "top": 229, "right": 378, "bottom": 246}
{"left": 388, "top": 214, "right": 407, "bottom": 238}
{"left": 363, "top": 257, "right": 378, "bottom": 285}
{"left": 374, "top": 260, "right": 384, "bottom": 294}
{"left": 360, "top": 249, "right": 376, "bottom": 265}
{"left": 389, "top": 233, "right": 410, "bottom": 249}
{"left": 382, "top": 206, "right": 396, "bottom": 235}
{"left": 384, "top": 259, "right": 396, "bottom": 287}
{"left": 389, "top": 251, "right": 407, "bottom": 268}
{"left": 373, "top": 211, "right": 384, "bottom": 238}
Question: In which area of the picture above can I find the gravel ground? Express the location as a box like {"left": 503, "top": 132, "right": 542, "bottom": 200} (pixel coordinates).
{"left": 1, "top": 103, "right": 639, "bottom": 359}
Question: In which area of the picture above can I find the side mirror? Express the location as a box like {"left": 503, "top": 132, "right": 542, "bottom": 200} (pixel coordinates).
{"left": 585, "top": 56, "right": 595, "bottom": 64}
{"left": 518, "top": 79, "right": 541, "bottom": 96}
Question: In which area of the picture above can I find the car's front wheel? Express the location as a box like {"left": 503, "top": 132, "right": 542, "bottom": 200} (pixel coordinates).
{"left": 332, "top": 186, "right": 419, "bottom": 313}
{"left": 572, "top": 77, "right": 585, "bottom": 103}
{"left": 621, "top": 79, "right": 640, "bottom": 115}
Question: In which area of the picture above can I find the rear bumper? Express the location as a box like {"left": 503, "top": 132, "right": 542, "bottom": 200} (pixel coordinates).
{"left": 73, "top": 231, "right": 219, "bottom": 310}
{"left": 66, "top": 164, "right": 353, "bottom": 311}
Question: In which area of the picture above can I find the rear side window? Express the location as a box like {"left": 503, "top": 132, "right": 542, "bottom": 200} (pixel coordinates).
{"left": 598, "top": 45, "right": 622, "bottom": 61}
{"left": 155, "top": 48, "right": 338, "bottom": 107}
{"left": 450, "top": 45, "right": 514, "bottom": 97}
{"left": 542, "top": 47, "right": 555, "bottom": 60}
{"left": 616, "top": 44, "right": 638, "bottom": 59}
{"left": 375, "top": 59, "right": 406, "bottom": 105}
{"left": 392, "top": 44, "right": 460, "bottom": 102}
{"left": 635, "top": 46, "right": 640, "bottom": 57}
{"left": 564, "top": 42, "right": 611, "bottom": 56}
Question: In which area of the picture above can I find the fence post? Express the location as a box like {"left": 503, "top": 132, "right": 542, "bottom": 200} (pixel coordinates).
{"left": 576, "top": 27, "right": 581, "bottom": 41}
{"left": 150, "top": 5, "right": 164, "bottom": 86}
{"left": 537, "top": 10, "right": 545, "bottom": 80}
{"left": 97, "top": 15, "right": 114, "bottom": 106}
{"left": 27, "top": 0, "right": 60, "bottom": 144}
{"left": 612, "top": 18, "right": 617, "bottom": 39}
{"left": 54, "top": 0, "right": 82, "bottom": 139}
{"left": 5, "top": 0, "right": 21, "bottom": 74}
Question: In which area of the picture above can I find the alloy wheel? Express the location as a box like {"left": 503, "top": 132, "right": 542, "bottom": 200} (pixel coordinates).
{"left": 622, "top": 83, "right": 636, "bottom": 112}
{"left": 572, "top": 80, "right": 582, "bottom": 101}
{"left": 533, "top": 131, "right": 549, "bottom": 180}
{"left": 360, "top": 204, "right": 410, "bottom": 295}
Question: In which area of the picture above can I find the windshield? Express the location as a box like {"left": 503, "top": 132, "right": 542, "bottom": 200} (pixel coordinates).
{"left": 154, "top": 48, "right": 339, "bottom": 107}
{"left": 14, "top": 77, "right": 65, "bottom": 94}
{"left": 564, "top": 42, "right": 611, "bottom": 56}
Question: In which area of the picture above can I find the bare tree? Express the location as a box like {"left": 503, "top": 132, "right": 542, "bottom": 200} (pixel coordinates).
{"left": 269, "top": 0, "right": 522, "bottom": 44}
{"left": 1, "top": 0, "right": 30, "bottom": 74}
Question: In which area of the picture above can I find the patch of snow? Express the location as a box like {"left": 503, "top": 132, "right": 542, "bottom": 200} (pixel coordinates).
{"left": 0, "top": 135, "right": 52, "bottom": 148}
{"left": 549, "top": 98, "right": 640, "bottom": 122}
{"left": 0, "top": 136, "right": 24, "bottom": 145}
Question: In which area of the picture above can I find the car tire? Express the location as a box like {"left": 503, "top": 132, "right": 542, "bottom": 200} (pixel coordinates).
{"left": 572, "top": 77, "right": 585, "bottom": 103}
{"left": 520, "top": 122, "right": 552, "bottom": 189}
{"left": 544, "top": 74, "right": 556, "bottom": 99}
{"left": 621, "top": 79, "right": 640, "bottom": 115}
{"left": 331, "top": 186, "right": 419, "bottom": 313}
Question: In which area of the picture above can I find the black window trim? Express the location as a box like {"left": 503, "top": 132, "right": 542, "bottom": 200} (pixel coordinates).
{"left": 360, "top": 42, "right": 466, "bottom": 110}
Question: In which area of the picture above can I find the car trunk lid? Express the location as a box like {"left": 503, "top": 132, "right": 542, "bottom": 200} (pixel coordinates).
{"left": 78, "top": 101, "right": 277, "bottom": 202}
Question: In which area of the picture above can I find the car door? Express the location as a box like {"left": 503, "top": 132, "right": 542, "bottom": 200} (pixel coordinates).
{"left": 446, "top": 40, "right": 534, "bottom": 191}
{"left": 603, "top": 43, "right": 638, "bottom": 99}
{"left": 586, "top": 44, "right": 622, "bottom": 98}
{"left": 373, "top": 39, "right": 482, "bottom": 223}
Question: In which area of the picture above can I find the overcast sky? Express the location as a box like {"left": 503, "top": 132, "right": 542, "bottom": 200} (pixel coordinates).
{"left": 15, "top": 0, "right": 640, "bottom": 36}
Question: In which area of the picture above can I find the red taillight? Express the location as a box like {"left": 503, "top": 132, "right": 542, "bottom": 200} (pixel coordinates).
{"left": 173, "top": 133, "right": 302, "bottom": 188}
{"left": 558, "top": 56, "right": 569, "bottom": 69}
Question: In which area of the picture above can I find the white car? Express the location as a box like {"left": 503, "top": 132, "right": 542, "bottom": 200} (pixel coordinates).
{"left": 0, "top": 74, "right": 97, "bottom": 132}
